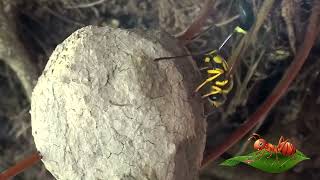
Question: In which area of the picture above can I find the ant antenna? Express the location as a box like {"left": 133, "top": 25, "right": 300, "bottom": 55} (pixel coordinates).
{"left": 248, "top": 133, "right": 261, "bottom": 141}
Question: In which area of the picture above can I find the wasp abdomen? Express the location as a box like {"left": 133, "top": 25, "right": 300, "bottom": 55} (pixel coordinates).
{"left": 201, "top": 52, "right": 233, "bottom": 107}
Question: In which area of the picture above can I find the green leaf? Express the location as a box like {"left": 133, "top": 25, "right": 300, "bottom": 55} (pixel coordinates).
{"left": 220, "top": 150, "right": 310, "bottom": 173}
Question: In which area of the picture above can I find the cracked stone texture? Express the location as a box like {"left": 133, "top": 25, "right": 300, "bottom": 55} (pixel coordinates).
{"left": 31, "top": 25, "right": 206, "bottom": 180}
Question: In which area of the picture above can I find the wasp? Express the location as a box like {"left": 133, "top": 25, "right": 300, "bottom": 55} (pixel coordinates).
{"left": 248, "top": 133, "right": 297, "bottom": 161}
{"left": 154, "top": 0, "right": 254, "bottom": 107}
{"left": 191, "top": 50, "right": 234, "bottom": 107}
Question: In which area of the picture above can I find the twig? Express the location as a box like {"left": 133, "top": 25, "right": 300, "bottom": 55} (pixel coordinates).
{"left": 227, "top": 0, "right": 275, "bottom": 77}
{"left": 282, "top": 0, "right": 297, "bottom": 54}
{"left": 235, "top": 49, "right": 266, "bottom": 106}
{"left": 177, "top": 0, "right": 216, "bottom": 45}
{"left": 235, "top": 119, "right": 263, "bottom": 156}
{"left": 65, "top": 0, "right": 106, "bottom": 9}
{"left": 0, "top": 152, "right": 42, "bottom": 180}
{"left": 233, "top": 51, "right": 266, "bottom": 156}
{"left": 201, "top": 1, "right": 320, "bottom": 169}
{"left": 44, "top": 7, "right": 84, "bottom": 27}
{"left": 190, "top": 14, "right": 240, "bottom": 41}
{"left": 215, "top": 15, "right": 240, "bottom": 27}
{"left": 0, "top": 2, "right": 39, "bottom": 101}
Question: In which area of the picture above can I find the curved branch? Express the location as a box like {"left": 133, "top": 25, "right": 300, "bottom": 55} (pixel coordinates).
{"left": 0, "top": 152, "right": 42, "bottom": 180}
{"left": 176, "top": 0, "right": 216, "bottom": 44}
{"left": 0, "top": 3, "right": 38, "bottom": 101}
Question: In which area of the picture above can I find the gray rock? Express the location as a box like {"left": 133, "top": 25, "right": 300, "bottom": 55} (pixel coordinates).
{"left": 31, "top": 25, "right": 206, "bottom": 180}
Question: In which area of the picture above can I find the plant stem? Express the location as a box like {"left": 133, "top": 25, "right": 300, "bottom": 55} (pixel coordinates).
{"left": 0, "top": 152, "right": 42, "bottom": 180}
{"left": 201, "top": 1, "right": 320, "bottom": 170}
{"left": 177, "top": 0, "right": 216, "bottom": 45}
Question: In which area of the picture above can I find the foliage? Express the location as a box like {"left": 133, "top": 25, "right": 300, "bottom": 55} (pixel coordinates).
{"left": 220, "top": 150, "right": 310, "bottom": 173}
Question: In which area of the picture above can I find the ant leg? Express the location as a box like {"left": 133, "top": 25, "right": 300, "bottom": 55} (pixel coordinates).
{"left": 255, "top": 150, "right": 266, "bottom": 161}
{"left": 278, "top": 136, "right": 285, "bottom": 145}
{"left": 247, "top": 151, "right": 260, "bottom": 162}
{"left": 246, "top": 150, "right": 265, "bottom": 164}
{"left": 276, "top": 136, "right": 285, "bottom": 152}
{"left": 248, "top": 133, "right": 262, "bottom": 141}
{"left": 276, "top": 150, "right": 279, "bottom": 161}
{"left": 267, "top": 151, "right": 274, "bottom": 159}
{"left": 277, "top": 139, "right": 289, "bottom": 152}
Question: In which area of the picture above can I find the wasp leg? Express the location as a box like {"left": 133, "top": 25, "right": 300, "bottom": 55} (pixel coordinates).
{"left": 194, "top": 69, "right": 223, "bottom": 92}
{"left": 199, "top": 67, "right": 210, "bottom": 71}
{"left": 201, "top": 86, "right": 222, "bottom": 98}
{"left": 222, "top": 79, "right": 234, "bottom": 94}
{"left": 204, "top": 108, "right": 220, "bottom": 118}
{"left": 207, "top": 69, "right": 224, "bottom": 75}
{"left": 206, "top": 50, "right": 217, "bottom": 56}
{"left": 215, "top": 80, "right": 229, "bottom": 86}
{"left": 210, "top": 94, "right": 226, "bottom": 107}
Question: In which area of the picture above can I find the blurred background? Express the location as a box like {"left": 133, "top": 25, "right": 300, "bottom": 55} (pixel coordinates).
{"left": 0, "top": 0, "right": 319, "bottom": 179}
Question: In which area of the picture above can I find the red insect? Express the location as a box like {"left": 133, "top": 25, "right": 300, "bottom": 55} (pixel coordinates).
{"left": 248, "top": 133, "right": 296, "bottom": 161}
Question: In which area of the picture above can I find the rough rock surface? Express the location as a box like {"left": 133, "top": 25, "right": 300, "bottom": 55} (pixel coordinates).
{"left": 31, "top": 25, "right": 206, "bottom": 180}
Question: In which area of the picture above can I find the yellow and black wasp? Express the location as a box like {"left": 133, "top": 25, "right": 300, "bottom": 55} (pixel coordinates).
{"left": 193, "top": 50, "right": 235, "bottom": 107}
{"left": 155, "top": 0, "right": 254, "bottom": 108}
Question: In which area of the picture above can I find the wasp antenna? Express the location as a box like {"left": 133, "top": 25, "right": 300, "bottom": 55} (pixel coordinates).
{"left": 217, "top": 26, "right": 248, "bottom": 52}
{"left": 154, "top": 54, "right": 195, "bottom": 61}
{"left": 218, "top": 32, "right": 235, "bottom": 51}
{"left": 154, "top": 49, "right": 213, "bottom": 62}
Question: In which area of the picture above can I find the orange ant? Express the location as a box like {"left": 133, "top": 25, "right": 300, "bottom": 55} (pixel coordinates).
{"left": 246, "top": 133, "right": 296, "bottom": 162}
